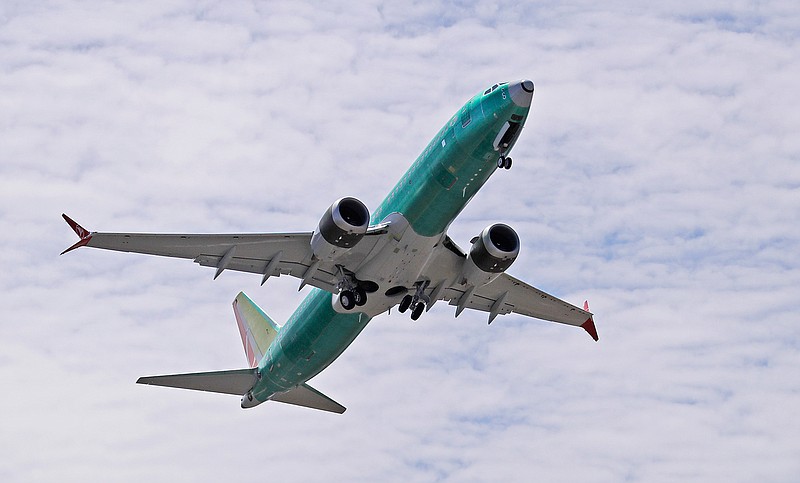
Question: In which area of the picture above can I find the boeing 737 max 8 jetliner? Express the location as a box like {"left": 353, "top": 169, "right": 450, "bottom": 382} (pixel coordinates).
{"left": 63, "top": 80, "right": 597, "bottom": 413}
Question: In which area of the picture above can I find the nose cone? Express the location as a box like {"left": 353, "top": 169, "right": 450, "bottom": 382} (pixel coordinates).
{"left": 508, "top": 79, "right": 534, "bottom": 107}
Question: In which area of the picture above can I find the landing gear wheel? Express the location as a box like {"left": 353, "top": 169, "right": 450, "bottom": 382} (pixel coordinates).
{"left": 398, "top": 294, "right": 413, "bottom": 313}
{"left": 354, "top": 287, "right": 367, "bottom": 306}
{"left": 410, "top": 302, "right": 425, "bottom": 321}
{"left": 504, "top": 156, "right": 512, "bottom": 169}
{"left": 340, "top": 290, "right": 356, "bottom": 310}
{"left": 497, "top": 156, "right": 506, "bottom": 169}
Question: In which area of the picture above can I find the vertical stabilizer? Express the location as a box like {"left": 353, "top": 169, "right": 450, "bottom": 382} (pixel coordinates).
{"left": 233, "top": 292, "right": 280, "bottom": 367}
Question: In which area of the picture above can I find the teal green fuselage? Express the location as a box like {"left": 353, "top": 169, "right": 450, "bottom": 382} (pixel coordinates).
{"left": 252, "top": 83, "right": 531, "bottom": 402}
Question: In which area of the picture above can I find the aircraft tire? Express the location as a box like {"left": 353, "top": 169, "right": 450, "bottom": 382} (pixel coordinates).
{"left": 398, "top": 294, "right": 413, "bottom": 313}
{"left": 504, "top": 157, "right": 513, "bottom": 169}
{"left": 410, "top": 302, "right": 425, "bottom": 320}
{"left": 354, "top": 287, "right": 367, "bottom": 306}
{"left": 340, "top": 290, "right": 356, "bottom": 310}
{"left": 497, "top": 157, "right": 505, "bottom": 169}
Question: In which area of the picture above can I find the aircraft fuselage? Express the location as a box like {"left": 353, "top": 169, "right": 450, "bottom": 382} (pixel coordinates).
{"left": 250, "top": 81, "right": 534, "bottom": 405}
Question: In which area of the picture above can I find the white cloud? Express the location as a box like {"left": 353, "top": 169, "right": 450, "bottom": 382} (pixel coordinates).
{"left": 1, "top": 1, "right": 798, "bottom": 481}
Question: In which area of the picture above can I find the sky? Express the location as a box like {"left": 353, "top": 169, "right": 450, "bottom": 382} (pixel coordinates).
{"left": 1, "top": 1, "right": 799, "bottom": 481}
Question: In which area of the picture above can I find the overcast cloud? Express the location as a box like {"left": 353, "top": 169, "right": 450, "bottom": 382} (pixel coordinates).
{"left": 1, "top": 1, "right": 798, "bottom": 481}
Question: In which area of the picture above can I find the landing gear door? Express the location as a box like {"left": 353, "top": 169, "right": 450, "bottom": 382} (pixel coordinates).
{"left": 492, "top": 121, "right": 522, "bottom": 152}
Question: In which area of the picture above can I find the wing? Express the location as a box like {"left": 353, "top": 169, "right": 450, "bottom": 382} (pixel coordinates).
{"left": 61, "top": 214, "right": 341, "bottom": 291}
{"left": 424, "top": 237, "right": 598, "bottom": 341}
{"left": 443, "top": 273, "right": 597, "bottom": 340}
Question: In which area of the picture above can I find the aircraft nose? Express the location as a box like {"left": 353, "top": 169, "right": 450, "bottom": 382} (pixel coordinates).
{"left": 508, "top": 79, "right": 534, "bottom": 107}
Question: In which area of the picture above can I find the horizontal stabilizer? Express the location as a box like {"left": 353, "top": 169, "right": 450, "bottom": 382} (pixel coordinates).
{"left": 137, "top": 368, "right": 258, "bottom": 396}
{"left": 271, "top": 383, "right": 346, "bottom": 414}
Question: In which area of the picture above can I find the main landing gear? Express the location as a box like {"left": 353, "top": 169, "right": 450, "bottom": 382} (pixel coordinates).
{"left": 337, "top": 265, "right": 368, "bottom": 311}
{"left": 398, "top": 281, "right": 430, "bottom": 321}
{"left": 339, "top": 286, "right": 367, "bottom": 311}
{"left": 497, "top": 154, "right": 512, "bottom": 170}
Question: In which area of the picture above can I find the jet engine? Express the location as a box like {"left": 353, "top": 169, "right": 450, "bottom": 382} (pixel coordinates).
{"left": 311, "top": 197, "right": 370, "bottom": 261}
{"left": 460, "top": 223, "right": 520, "bottom": 287}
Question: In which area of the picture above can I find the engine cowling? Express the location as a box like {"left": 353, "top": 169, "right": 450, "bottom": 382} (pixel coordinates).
{"left": 460, "top": 223, "right": 520, "bottom": 287}
{"left": 310, "top": 197, "right": 370, "bottom": 261}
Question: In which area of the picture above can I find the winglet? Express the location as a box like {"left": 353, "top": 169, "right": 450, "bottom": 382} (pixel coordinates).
{"left": 580, "top": 300, "right": 598, "bottom": 341}
{"left": 60, "top": 214, "right": 93, "bottom": 255}
{"left": 581, "top": 318, "right": 599, "bottom": 341}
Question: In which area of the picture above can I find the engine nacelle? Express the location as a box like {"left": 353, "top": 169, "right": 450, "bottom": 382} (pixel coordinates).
{"left": 460, "top": 223, "right": 520, "bottom": 287}
{"left": 310, "top": 197, "right": 370, "bottom": 261}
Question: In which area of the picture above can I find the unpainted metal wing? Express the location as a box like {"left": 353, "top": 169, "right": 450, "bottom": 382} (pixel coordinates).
{"left": 422, "top": 236, "right": 598, "bottom": 340}
{"left": 61, "top": 214, "right": 341, "bottom": 292}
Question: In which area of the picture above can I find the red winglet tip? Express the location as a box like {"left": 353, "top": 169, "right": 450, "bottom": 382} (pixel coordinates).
{"left": 581, "top": 317, "right": 599, "bottom": 342}
{"left": 60, "top": 236, "right": 92, "bottom": 255}
{"left": 62, "top": 214, "right": 91, "bottom": 239}
{"left": 583, "top": 300, "right": 590, "bottom": 311}
{"left": 61, "top": 214, "right": 93, "bottom": 255}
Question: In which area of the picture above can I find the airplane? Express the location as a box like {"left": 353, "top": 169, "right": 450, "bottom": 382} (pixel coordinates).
{"left": 62, "top": 79, "right": 597, "bottom": 414}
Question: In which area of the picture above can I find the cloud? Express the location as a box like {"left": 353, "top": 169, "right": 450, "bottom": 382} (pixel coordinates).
{"left": 1, "top": 1, "right": 798, "bottom": 481}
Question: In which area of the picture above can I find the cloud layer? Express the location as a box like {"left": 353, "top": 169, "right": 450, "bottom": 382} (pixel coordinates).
{"left": 1, "top": 1, "right": 798, "bottom": 481}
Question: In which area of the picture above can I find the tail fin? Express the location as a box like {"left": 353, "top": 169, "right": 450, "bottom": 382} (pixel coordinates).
{"left": 232, "top": 292, "right": 280, "bottom": 367}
